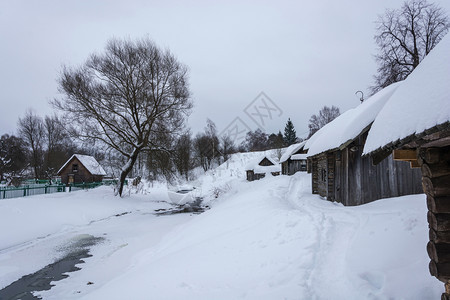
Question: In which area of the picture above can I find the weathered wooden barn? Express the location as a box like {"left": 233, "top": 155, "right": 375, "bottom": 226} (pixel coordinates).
{"left": 57, "top": 154, "right": 106, "bottom": 184}
{"left": 246, "top": 156, "right": 281, "bottom": 181}
{"left": 280, "top": 141, "right": 307, "bottom": 175}
{"left": 363, "top": 33, "right": 450, "bottom": 298}
{"left": 305, "top": 82, "right": 423, "bottom": 206}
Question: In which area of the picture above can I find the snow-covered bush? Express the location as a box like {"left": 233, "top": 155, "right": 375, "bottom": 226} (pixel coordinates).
{"left": 210, "top": 183, "right": 232, "bottom": 199}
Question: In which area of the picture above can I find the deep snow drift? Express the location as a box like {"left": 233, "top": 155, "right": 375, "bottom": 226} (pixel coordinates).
{"left": 0, "top": 152, "right": 442, "bottom": 299}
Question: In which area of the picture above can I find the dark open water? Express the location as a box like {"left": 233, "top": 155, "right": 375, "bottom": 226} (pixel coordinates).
{"left": 0, "top": 235, "right": 103, "bottom": 300}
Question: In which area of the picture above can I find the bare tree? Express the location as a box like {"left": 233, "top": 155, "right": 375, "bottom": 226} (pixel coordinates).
{"left": 18, "top": 110, "right": 44, "bottom": 179}
{"left": 205, "top": 119, "right": 219, "bottom": 162}
{"left": 220, "top": 134, "right": 236, "bottom": 162}
{"left": 243, "top": 129, "right": 268, "bottom": 152}
{"left": 174, "top": 132, "right": 192, "bottom": 180}
{"left": 146, "top": 130, "right": 176, "bottom": 182}
{"left": 267, "top": 131, "right": 284, "bottom": 149}
{"left": 193, "top": 119, "right": 220, "bottom": 171}
{"left": 44, "top": 115, "right": 65, "bottom": 155}
{"left": 372, "top": 0, "right": 449, "bottom": 93}
{"left": 54, "top": 37, "right": 192, "bottom": 196}
{"left": 43, "top": 114, "right": 70, "bottom": 178}
{"left": 0, "top": 134, "right": 28, "bottom": 182}
{"left": 194, "top": 133, "right": 218, "bottom": 172}
{"left": 268, "top": 131, "right": 285, "bottom": 160}
{"left": 308, "top": 105, "right": 340, "bottom": 138}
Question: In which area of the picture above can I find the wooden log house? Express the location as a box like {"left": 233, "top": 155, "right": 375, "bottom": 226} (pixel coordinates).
{"left": 245, "top": 156, "right": 281, "bottom": 181}
{"left": 280, "top": 141, "right": 308, "bottom": 175}
{"left": 57, "top": 154, "right": 107, "bottom": 185}
{"left": 304, "top": 82, "right": 422, "bottom": 206}
{"left": 363, "top": 33, "right": 450, "bottom": 298}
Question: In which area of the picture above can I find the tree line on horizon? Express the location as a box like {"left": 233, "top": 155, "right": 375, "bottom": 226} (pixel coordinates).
{"left": 0, "top": 111, "right": 306, "bottom": 186}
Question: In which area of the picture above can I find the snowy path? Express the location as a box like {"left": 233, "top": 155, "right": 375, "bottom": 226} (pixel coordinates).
{"left": 270, "top": 175, "right": 364, "bottom": 299}
{"left": 0, "top": 174, "right": 443, "bottom": 299}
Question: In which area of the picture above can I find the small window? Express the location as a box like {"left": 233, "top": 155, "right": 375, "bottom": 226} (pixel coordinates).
{"left": 321, "top": 169, "right": 326, "bottom": 182}
{"left": 72, "top": 164, "right": 78, "bottom": 172}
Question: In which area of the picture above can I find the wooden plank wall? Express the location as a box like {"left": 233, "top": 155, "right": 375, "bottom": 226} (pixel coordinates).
{"left": 333, "top": 132, "right": 423, "bottom": 206}
{"left": 288, "top": 160, "right": 296, "bottom": 175}
{"left": 281, "top": 162, "right": 288, "bottom": 175}
{"left": 316, "top": 154, "right": 328, "bottom": 197}
{"left": 259, "top": 157, "right": 273, "bottom": 166}
{"left": 60, "top": 158, "right": 97, "bottom": 184}
{"left": 327, "top": 152, "right": 335, "bottom": 201}
{"left": 311, "top": 159, "right": 318, "bottom": 194}
{"left": 287, "top": 160, "right": 306, "bottom": 175}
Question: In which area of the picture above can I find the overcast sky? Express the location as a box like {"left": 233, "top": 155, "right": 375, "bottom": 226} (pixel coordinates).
{"left": 1, "top": 0, "right": 449, "bottom": 142}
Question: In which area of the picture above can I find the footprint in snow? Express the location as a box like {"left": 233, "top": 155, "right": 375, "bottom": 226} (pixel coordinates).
{"left": 359, "top": 271, "right": 385, "bottom": 290}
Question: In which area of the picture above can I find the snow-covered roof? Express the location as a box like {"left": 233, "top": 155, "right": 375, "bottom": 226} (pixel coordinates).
{"left": 290, "top": 154, "right": 308, "bottom": 160}
{"left": 304, "top": 82, "right": 402, "bottom": 157}
{"left": 279, "top": 141, "right": 307, "bottom": 163}
{"left": 253, "top": 164, "right": 281, "bottom": 174}
{"left": 245, "top": 156, "right": 280, "bottom": 173}
{"left": 57, "top": 154, "right": 107, "bottom": 176}
{"left": 363, "top": 33, "right": 450, "bottom": 155}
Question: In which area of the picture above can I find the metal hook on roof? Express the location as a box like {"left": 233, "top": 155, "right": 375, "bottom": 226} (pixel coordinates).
{"left": 355, "top": 91, "right": 364, "bottom": 103}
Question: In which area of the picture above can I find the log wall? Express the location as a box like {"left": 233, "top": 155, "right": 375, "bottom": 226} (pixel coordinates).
{"left": 420, "top": 146, "right": 450, "bottom": 289}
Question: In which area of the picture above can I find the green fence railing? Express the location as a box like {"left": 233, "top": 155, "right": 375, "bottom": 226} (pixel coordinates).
{"left": 0, "top": 184, "right": 66, "bottom": 200}
{"left": 67, "top": 182, "right": 104, "bottom": 192}
{"left": 0, "top": 180, "right": 122, "bottom": 200}
{"left": 0, "top": 179, "right": 129, "bottom": 200}
{"left": 21, "top": 179, "right": 62, "bottom": 185}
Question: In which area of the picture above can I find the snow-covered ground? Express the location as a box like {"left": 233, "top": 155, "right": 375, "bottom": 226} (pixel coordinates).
{"left": 0, "top": 152, "right": 442, "bottom": 299}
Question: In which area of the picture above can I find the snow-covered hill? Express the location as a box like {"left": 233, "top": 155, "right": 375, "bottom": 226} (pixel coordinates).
{"left": 0, "top": 154, "right": 442, "bottom": 299}
{"left": 192, "top": 150, "right": 277, "bottom": 200}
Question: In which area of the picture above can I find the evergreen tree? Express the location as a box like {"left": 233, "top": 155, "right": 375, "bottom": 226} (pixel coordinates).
{"left": 283, "top": 118, "right": 297, "bottom": 146}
